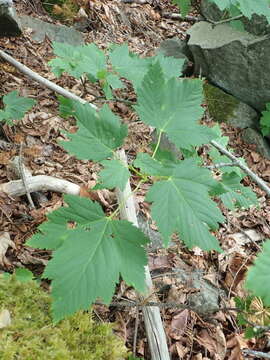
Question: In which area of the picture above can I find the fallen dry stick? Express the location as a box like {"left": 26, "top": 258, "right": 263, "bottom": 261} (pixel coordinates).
{"left": 0, "top": 175, "right": 80, "bottom": 198}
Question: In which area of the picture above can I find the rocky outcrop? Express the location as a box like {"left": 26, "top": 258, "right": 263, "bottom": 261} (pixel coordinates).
{"left": 19, "top": 15, "right": 84, "bottom": 46}
{"left": 187, "top": 21, "right": 270, "bottom": 112}
{"left": 0, "top": 0, "right": 22, "bottom": 37}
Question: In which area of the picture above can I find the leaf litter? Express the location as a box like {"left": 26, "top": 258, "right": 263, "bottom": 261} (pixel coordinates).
{"left": 0, "top": 0, "right": 270, "bottom": 358}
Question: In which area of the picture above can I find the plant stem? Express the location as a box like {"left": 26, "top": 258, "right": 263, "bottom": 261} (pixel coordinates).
{"left": 207, "top": 14, "right": 244, "bottom": 26}
{"left": 152, "top": 131, "right": 162, "bottom": 159}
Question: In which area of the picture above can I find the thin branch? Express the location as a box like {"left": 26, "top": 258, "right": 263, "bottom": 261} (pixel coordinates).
{"left": 242, "top": 349, "right": 270, "bottom": 359}
{"left": 210, "top": 140, "right": 270, "bottom": 196}
{"left": 162, "top": 12, "right": 203, "bottom": 22}
{"left": 0, "top": 49, "right": 97, "bottom": 110}
{"left": 133, "top": 307, "right": 140, "bottom": 356}
{"left": 0, "top": 175, "right": 81, "bottom": 197}
{"left": 207, "top": 14, "right": 244, "bottom": 26}
{"left": 206, "top": 161, "right": 238, "bottom": 170}
{"left": 18, "top": 143, "right": 35, "bottom": 209}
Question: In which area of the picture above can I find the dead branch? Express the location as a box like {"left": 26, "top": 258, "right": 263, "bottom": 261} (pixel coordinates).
{"left": 115, "top": 149, "right": 170, "bottom": 360}
{"left": 0, "top": 49, "right": 97, "bottom": 110}
{"left": 210, "top": 140, "right": 270, "bottom": 196}
{"left": 0, "top": 175, "right": 80, "bottom": 197}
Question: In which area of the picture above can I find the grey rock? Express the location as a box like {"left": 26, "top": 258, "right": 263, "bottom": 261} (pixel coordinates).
{"left": 204, "top": 83, "right": 259, "bottom": 129}
{"left": 241, "top": 128, "right": 270, "bottom": 160}
{"left": 174, "top": 268, "right": 221, "bottom": 316}
{"left": 18, "top": 15, "right": 84, "bottom": 46}
{"left": 0, "top": 0, "right": 22, "bottom": 37}
{"left": 187, "top": 21, "right": 270, "bottom": 111}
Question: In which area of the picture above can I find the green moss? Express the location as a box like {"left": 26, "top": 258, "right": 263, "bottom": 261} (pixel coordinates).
{"left": 203, "top": 82, "right": 239, "bottom": 123}
{"left": 0, "top": 275, "right": 128, "bottom": 360}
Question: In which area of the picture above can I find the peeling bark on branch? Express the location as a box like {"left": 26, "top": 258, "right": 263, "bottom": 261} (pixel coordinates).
{"left": 0, "top": 175, "right": 80, "bottom": 198}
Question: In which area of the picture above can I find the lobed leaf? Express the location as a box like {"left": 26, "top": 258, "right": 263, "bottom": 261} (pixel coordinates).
{"left": 246, "top": 240, "right": 270, "bottom": 305}
{"left": 97, "top": 159, "right": 130, "bottom": 190}
{"left": 109, "top": 44, "right": 185, "bottom": 90}
{"left": 61, "top": 102, "right": 127, "bottom": 161}
{"left": 0, "top": 91, "right": 35, "bottom": 124}
{"left": 218, "top": 172, "right": 258, "bottom": 210}
{"left": 135, "top": 63, "right": 216, "bottom": 150}
{"left": 137, "top": 157, "right": 224, "bottom": 250}
{"left": 28, "top": 195, "right": 149, "bottom": 321}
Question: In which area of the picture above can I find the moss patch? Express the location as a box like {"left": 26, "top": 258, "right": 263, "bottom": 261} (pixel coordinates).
{"left": 203, "top": 82, "right": 239, "bottom": 123}
{"left": 0, "top": 275, "right": 128, "bottom": 360}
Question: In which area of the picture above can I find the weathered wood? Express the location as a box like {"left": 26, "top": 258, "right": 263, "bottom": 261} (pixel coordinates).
{"left": 115, "top": 149, "right": 171, "bottom": 360}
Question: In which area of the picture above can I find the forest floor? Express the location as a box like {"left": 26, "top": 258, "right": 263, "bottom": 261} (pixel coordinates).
{"left": 1, "top": 0, "right": 270, "bottom": 359}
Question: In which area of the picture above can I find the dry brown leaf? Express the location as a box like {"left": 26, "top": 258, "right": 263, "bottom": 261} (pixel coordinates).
{"left": 196, "top": 326, "right": 227, "bottom": 360}
{"left": 169, "top": 309, "right": 189, "bottom": 340}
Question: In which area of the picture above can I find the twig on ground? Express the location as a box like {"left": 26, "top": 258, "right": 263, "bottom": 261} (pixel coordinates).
{"left": 133, "top": 307, "right": 140, "bottom": 356}
{"left": 18, "top": 144, "right": 35, "bottom": 209}
{"left": 207, "top": 14, "right": 244, "bottom": 26}
{"left": 242, "top": 349, "right": 270, "bottom": 359}
{"left": 162, "top": 13, "right": 203, "bottom": 22}
{"left": 210, "top": 140, "right": 270, "bottom": 196}
{"left": 0, "top": 49, "right": 97, "bottom": 110}
{"left": 206, "top": 161, "right": 238, "bottom": 170}
{"left": 0, "top": 175, "right": 81, "bottom": 197}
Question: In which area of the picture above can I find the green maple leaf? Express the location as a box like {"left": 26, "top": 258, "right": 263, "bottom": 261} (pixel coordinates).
{"left": 27, "top": 195, "right": 149, "bottom": 322}
{"left": 218, "top": 172, "right": 258, "bottom": 210}
{"left": 49, "top": 42, "right": 107, "bottom": 80}
{"left": 96, "top": 159, "right": 130, "bottom": 190}
{"left": 109, "top": 45, "right": 151, "bottom": 89}
{"left": 27, "top": 195, "right": 105, "bottom": 250}
{"left": 60, "top": 101, "right": 127, "bottom": 161}
{"left": 135, "top": 154, "right": 224, "bottom": 250}
{"left": 135, "top": 63, "right": 216, "bottom": 150}
{"left": 109, "top": 45, "right": 184, "bottom": 89}
{"left": 0, "top": 91, "right": 35, "bottom": 124}
{"left": 134, "top": 152, "right": 176, "bottom": 176}
{"left": 237, "top": 0, "right": 270, "bottom": 19}
{"left": 260, "top": 103, "right": 270, "bottom": 136}
{"left": 209, "top": 0, "right": 270, "bottom": 21}
{"left": 246, "top": 239, "right": 270, "bottom": 305}
{"left": 153, "top": 53, "right": 185, "bottom": 79}
{"left": 14, "top": 268, "right": 34, "bottom": 283}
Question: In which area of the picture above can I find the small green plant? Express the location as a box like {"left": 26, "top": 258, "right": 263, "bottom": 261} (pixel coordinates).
{"left": 49, "top": 42, "right": 185, "bottom": 99}
{"left": 25, "top": 42, "right": 263, "bottom": 323}
{"left": 260, "top": 103, "right": 270, "bottom": 136}
{"left": 235, "top": 295, "right": 270, "bottom": 338}
{"left": 0, "top": 90, "right": 35, "bottom": 125}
